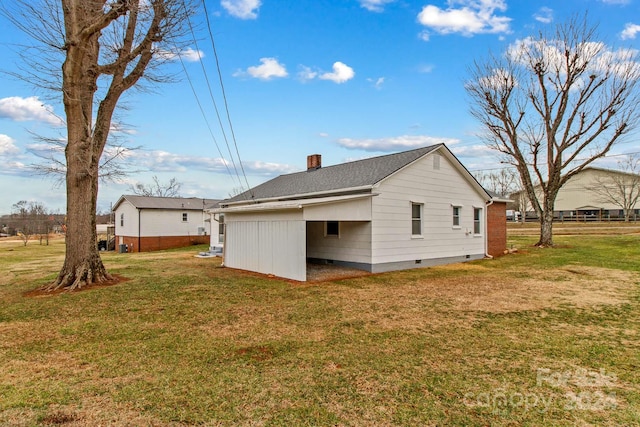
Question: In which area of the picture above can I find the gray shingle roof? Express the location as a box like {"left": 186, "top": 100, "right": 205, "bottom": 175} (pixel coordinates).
{"left": 115, "top": 195, "right": 220, "bottom": 210}
{"left": 226, "top": 144, "right": 443, "bottom": 204}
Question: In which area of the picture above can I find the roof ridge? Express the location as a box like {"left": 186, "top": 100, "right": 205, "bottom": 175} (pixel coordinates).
{"left": 277, "top": 143, "right": 443, "bottom": 177}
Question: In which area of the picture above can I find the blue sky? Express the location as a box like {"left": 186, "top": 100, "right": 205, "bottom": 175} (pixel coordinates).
{"left": 1, "top": 0, "right": 640, "bottom": 215}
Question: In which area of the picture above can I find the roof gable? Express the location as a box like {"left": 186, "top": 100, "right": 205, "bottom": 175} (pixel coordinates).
{"left": 225, "top": 145, "right": 446, "bottom": 204}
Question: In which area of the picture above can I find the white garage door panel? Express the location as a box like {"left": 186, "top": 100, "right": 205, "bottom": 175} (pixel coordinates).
{"left": 226, "top": 220, "right": 306, "bottom": 281}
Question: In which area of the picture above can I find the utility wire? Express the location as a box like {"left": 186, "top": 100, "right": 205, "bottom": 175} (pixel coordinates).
{"left": 200, "top": 0, "right": 253, "bottom": 199}
{"left": 176, "top": 51, "right": 240, "bottom": 188}
{"left": 181, "top": 2, "right": 246, "bottom": 195}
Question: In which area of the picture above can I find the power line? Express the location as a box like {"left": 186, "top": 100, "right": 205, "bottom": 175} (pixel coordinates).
{"left": 175, "top": 51, "right": 240, "bottom": 188}
{"left": 200, "top": 0, "right": 253, "bottom": 199}
{"left": 180, "top": 2, "right": 247, "bottom": 195}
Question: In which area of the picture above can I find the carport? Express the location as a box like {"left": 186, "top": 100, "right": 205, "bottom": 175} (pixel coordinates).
{"left": 215, "top": 193, "right": 374, "bottom": 281}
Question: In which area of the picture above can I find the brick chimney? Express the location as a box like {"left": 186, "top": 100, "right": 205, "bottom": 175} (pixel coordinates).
{"left": 307, "top": 154, "right": 322, "bottom": 171}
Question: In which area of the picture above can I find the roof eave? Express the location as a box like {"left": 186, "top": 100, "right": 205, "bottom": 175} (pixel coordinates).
{"left": 211, "top": 193, "right": 376, "bottom": 214}
{"left": 220, "top": 185, "right": 374, "bottom": 208}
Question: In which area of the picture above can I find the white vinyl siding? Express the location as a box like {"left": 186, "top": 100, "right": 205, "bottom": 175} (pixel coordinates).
{"left": 370, "top": 152, "right": 486, "bottom": 265}
{"left": 114, "top": 201, "right": 138, "bottom": 237}
{"left": 225, "top": 217, "right": 306, "bottom": 281}
{"left": 114, "top": 202, "right": 207, "bottom": 238}
{"left": 307, "top": 221, "right": 371, "bottom": 264}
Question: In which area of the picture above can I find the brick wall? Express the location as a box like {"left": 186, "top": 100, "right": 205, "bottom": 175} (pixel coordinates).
{"left": 487, "top": 201, "right": 507, "bottom": 257}
{"left": 116, "top": 235, "right": 209, "bottom": 252}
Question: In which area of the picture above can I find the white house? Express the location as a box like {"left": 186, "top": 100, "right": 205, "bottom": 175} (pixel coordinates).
{"left": 210, "top": 144, "right": 508, "bottom": 281}
{"left": 113, "top": 195, "right": 220, "bottom": 252}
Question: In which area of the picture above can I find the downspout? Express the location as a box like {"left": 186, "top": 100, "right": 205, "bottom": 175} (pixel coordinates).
{"left": 221, "top": 221, "right": 226, "bottom": 267}
{"left": 484, "top": 199, "right": 494, "bottom": 259}
{"left": 137, "top": 208, "right": 141, "bottom": 253}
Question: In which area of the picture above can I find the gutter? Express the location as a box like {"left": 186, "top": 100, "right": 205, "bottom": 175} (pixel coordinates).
{"left": 221, "top": 185, "right": 374, "bottom": 207}
{"left": 211, "top": 193, "right": 377, "bottom": 214}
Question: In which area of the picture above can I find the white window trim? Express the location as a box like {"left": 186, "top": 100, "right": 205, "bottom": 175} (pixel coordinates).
{"left": 411, "top": 202, "right": 424, "bottom": 238}
{"left": 451, "top": 204, "right": 462, "bottom": 229}
{"left": 473, "top": 206, "right": 483, "bottom": 236}
{"left": 182, "top": 212, "right": 188, "bottom": 222}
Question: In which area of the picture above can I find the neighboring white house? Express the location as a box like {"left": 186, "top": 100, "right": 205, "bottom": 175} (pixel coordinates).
{"left": 113, "top": 195, "right": 220, "bottom": 252}
{"left": 209, "top": 144, "right": 508, "bottom": 281}
{"left": 514, "top": 167, "right": 640, "bottom": 221}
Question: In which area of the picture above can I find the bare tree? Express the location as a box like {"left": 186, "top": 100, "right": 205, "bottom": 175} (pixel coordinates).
{"left": 3, "top": 0, "right": 193, "bottom": 290}
{"left": 129, "top": 175, "right": 182, "bottom": 197}
{"left": 466, "top": 16, "right": 640, "bottom": 246}
{"left": 586, "top": 156, "right": 640, "bottom": 221}
{"left": 227, "top": 186, "right": 246, "bottom": 199}
{"left": 28, "top": 132, "right": 142, "bottom": 186}
{"left": 475, "top": 168, "right": 520, "bottom": 197}
{"left": 10, "top": 201, "right": 35, "bottom": 246}
{"left": 9, "top": 200, "right": 52, "bottom": 246}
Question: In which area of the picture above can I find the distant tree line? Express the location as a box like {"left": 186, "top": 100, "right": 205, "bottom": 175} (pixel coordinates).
{"left": 1, "top": 201, "right": 64, "bottom": 246}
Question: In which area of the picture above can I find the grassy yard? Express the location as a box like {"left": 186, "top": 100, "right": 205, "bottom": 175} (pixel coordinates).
{"left": 0, "top": 232, "right": 639, "bottom": 426}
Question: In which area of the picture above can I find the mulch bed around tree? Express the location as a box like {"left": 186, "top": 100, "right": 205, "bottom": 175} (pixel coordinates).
{"left": 23, "top": 274, "right": 129, "bottom": 298}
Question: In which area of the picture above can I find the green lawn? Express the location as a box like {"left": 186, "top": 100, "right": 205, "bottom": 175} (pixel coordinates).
{"left": 0, "top": 234, "right": 639, "bottom": 426}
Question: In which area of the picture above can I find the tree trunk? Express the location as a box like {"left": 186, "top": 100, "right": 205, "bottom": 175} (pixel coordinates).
{"left": 536, "top": 208, "right": 554, "bottom": 247}
{"left": 44, "top": 153, "right": 112, "bottom": 291}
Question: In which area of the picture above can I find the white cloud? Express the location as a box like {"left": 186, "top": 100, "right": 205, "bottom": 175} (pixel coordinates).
{"left": 621, "top": 23, "right": 640, "bottom": 40}
{"left": 0, "top": 96, "right": 64, "bottom": 126}
{"left": 476, "top": 67, "right": 517, "bottom": 91}
{"left": 155, "top": 47, "right": 203, "bottom": 62}
{"left": 336, "top": 135, "right": 460, "bottom": 152}
{"left": 319, "top": 62, "right": 355, "bottom": 84}
{"left": 176, "top": 47, "right": 204, "bottom": 62}
{"left": 417, "top": 0, "right": 511, "bottom": 38}
{"left": 418, "top": 64, "right": 435, "bottom": 73}
{"left": 506, "top": 37, "right": 640, "bottom": 79}
{"left": 235, "top": 57, "right": 288, "bottom": 80}
{"left": 0, "top": 134, "right": 19, "bottom": 156}
{"left": 125, "top": 150, "right": 296, "bottom": 175}
{"left": 600, "top": 0, "right": 630, "bottom": 4}
{"left": 221, "top": 0, "right": 261, "bottom": 19}
{"left": 359, "top": 0, "right": 395, "bottom": 12}
{"left": 449, "top": 143, "right": 494, "bottom": 158}
{"left": 533, "top": 7, "right": 553, "bottom": 24}
{"left": 297, "top": 65, "right": 318, "bottom": 82}
{"left": 367, "top": 77, "right": 385, "bottom": 89}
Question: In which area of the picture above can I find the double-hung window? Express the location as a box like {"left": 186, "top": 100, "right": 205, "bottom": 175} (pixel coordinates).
{"left": 452, "top": 206, "right": 461, "bottom": 227}
{"left": 473, "top": 207, "right": 482, "bottom": 235}
{"left": 182, "top": 212, "right": 188, "bottom": 222}
{"left": 411, "top": 203, "right": 423, "bottom": 237}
